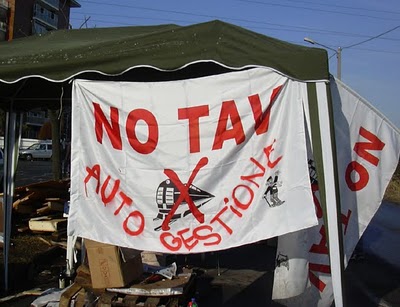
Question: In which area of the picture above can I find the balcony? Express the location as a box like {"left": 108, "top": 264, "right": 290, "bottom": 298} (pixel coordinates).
{"left": 38, "top": 0, "right": 59, "bottom": 11}
{"left": 0, "top": 0, "right": 8, "bottom": 22}
{"left": 0, "top": 0, "right": 8, "bottom": 10}
{"left": 33, "top": 4, "right": 58, "bottom": 29}
{"left": 25, "top": 111, "right": 48, "bottom": 126}
{"left": 70, "top": 0, "right": 81, "bottom": 8}
{"left": 0, "top": 20, "right": 6, "bottom": 32}
{"left": 33, "top": 21, "right": 49, "bottom": 35}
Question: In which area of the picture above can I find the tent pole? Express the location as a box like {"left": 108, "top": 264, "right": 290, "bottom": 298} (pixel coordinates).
{"left": 315, "top": 82, "right": 346, "bottom": 306}
{"left": 2, "top": 105, "right": 22, "bottom": 293}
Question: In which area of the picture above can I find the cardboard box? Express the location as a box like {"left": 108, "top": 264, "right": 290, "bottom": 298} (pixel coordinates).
{"left": 85, "top": 239, "right": 143, "bottom": 289}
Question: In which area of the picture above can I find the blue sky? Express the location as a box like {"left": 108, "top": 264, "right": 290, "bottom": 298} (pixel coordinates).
{"left": 70, "top": 0, "right": 400, "bottom": 128}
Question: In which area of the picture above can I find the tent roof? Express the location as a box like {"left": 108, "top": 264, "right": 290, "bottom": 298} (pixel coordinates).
{"left": 0, "top": 20, "right": 329, "bottom": 110}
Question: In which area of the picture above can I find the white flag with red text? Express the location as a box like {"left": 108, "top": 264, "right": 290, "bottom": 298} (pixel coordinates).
{"left": 272, "top": 77, "right": 400, "bottom": 306}
{"left": 68, "top": 68, "right": 318, "bottom": 253}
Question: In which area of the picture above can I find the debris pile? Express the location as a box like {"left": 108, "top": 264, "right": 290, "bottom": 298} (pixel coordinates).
{"left": 0, "top": 180, "right": 71, "bottom": 294}
{"left": 1, "top": 179, "right": 198, "bottom": 306}
{"left": 11, "top": 179, "right": 70, "bottom": 241}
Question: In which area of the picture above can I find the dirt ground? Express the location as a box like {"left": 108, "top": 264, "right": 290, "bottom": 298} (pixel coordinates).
{"left": 0, "top": 234, "right": 67, "bottom": 299}
{"left": 1, "top": 238, "right": 400, "bottom": 306}
{"left": 1, "top": 240, "right": 277, "bottom": 306}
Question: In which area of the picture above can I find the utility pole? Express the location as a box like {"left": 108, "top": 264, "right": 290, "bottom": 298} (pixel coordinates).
{"left": 337, "top": 47, "right": 342, "bottom": 80}
{"left": 304, "top": 37, "right": 342, "bottom": 80}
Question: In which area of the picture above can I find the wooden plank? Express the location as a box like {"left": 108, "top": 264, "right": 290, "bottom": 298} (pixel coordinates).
{"left": 37, "top": 201, "right": 65, "bottom": 215}
{"left": 60, "top": 283, "right": 82, "bottom": 307}
{"left": 12, "top": 191, "right": 39, "bottom": 209}
{"left": 36, "top": 206, "right": 51, "bottom": 215}
{"left": 144, "top": 297, "right": 160, "bottom": 307}
{"left": 166, "top": 297, "right": 180, "bottom": 307}
{"left": 29, "top": 217, "right": 67, "bottom": 232}
{"left": 123, "top": 295, "right": 139, "bottom": 307}
{"left": 44, "top": 201, "right": 65, "bottom": 212}
{"left": 74, "top": 264, "right": 92, "bottom": 288}
{"left": 74, "top": 288, "right": 87, "bottom": 307}
{"left": 98, "top": 292, "right": 117, "bottom": 307}
{"left": 45, "top": 197, "right": 66, "bottom": 202}
{"left": 0, "top": 288, "right": 42, "bottom": 303}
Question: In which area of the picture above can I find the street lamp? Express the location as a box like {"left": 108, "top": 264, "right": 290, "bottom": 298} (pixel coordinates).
{"left": 304, "top": 37, "right": 342, "bottom": 80}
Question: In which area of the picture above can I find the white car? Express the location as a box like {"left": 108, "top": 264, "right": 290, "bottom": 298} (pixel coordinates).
{"left": 19, "top": 141, "right": 52, "bottom": 161}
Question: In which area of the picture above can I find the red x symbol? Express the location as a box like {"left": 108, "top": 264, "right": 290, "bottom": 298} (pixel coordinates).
{"left": 161, "top": 157, "right": 208, "bottom": 231}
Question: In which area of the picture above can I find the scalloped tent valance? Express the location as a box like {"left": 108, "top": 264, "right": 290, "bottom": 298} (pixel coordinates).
{"left": 0, "top": 20, "right": 328, "bottom": 110}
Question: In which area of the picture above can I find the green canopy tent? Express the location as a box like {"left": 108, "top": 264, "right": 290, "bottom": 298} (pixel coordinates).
{"left": 0, "top": 20, "right": 343, "bottom": 304}
{"left": 0, "top": 20, "right": 328, "bottom": 111}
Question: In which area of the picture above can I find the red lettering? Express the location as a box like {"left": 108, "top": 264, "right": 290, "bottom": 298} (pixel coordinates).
{"left": 177, "top": 228, "right": 199, "bottom": 251}
{"left": 123, "top": 211, "right": 145, "bottom": 236}
{"left": 93, "top": 102, "right": 122, "bottom": 150}
{"left": 309, "top": 263, "right": 331, "bottom": 274}
{"left": 341, "top": 209, "right": 352, "bottom": 235}
{"left": 224, "top": 197, "right": 243, "bottom": 217}
{"left": 309, "top": 226, "right": 328, "bottom": 255}
{"left": 100, "top": 176, "right": 120, "bottom": 204}
{"left": 84, "top": 164, "right": 144, "bottom": 235}
{"left": 159, "top": 226, "right": 222, "bottom": 252}
{"left": 309, "top": 270, "right": 326, "bottom": 292}
{"left": 232, "top": 185, "right": 254, "bottom": 210}
{"left": 160, "top": 233, "right": 182, "bottom": 252}
{"left": 114, "top": 191, "right": 132, "bottom": 216}
{"left": 178, "top": 105, "right": 209, "bottom": 153}
{"left": 211, "top": 206, "right": 233, "bottom": 235}
{"left": 193, "top": 225, "right": 222, "bottom": 246}
{"left": 84, "top": 164, "right": 101, "bottom": 195}
{"left": 126, "top": 109, "right": 159, "bottom": 154}
{"left": 212, "top": 100, "right": 245, "bottom": 150}
{"left": 248, "top": 85, "right": 282, "bottom": 135}
{"left": 345, "top": 161, "right": 369, "bottom": 191}
{"left": 162, "top": 157, "right": 208, "bottom": 230}
{"left": 353, "top": 127, "right": 385, "bottom": 166}
{"left": 309, "top": 263, "right": 331, "bottom": 292}
{"left": 264, "top": 140, "right": 282, "bottom": 169}
{"left": 229, "top": 204, "right": 243, "bottom": 217}
{"left": 240, "top": 157, "right": 266, "bottom": 188}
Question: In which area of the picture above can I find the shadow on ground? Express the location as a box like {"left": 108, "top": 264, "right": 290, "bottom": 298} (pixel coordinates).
{"left": 173, "top": 240, "right": 282, "bottom": 306}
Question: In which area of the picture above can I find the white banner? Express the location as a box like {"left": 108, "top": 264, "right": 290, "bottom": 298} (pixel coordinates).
{"left": 273, "top": 77, "right": 400, "bottom": 306}
{"left": 68, "top": 68, "right": 317, "bottom": 253}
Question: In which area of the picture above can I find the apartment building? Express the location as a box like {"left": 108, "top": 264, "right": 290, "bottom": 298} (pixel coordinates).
{"left": 0, "top": 0, "right": 80, "bottom": 40}
{"left": 0, "top": 0, "right": 8, "bottom": 41}
{"left": 0, "top": 0, "right": 79, "bottom": 139}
